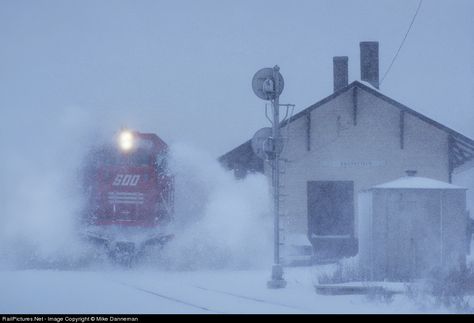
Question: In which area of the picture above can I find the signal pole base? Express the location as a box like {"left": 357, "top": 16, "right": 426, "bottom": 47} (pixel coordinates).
{"left": 267, "top": 264, "right": 287, "bottom": 289}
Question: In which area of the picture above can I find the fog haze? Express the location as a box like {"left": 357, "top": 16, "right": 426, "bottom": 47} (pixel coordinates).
{"left": 0, "top": 0, "right": 473, "bottom": 313}
{"left": 1, "top": 0, "right": 472, "bottom": 157}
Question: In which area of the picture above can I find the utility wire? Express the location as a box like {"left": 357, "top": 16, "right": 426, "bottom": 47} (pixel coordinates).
{"left": 380, "top": 0, "right": 423, "bottom": 86}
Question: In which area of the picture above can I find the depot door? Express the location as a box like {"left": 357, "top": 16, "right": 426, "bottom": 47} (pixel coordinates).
{"left": 307, "top": 181, "right": 356, "bottom": 259}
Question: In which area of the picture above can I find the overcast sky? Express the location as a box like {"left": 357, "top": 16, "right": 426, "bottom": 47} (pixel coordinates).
{"left": 1, "top": 0, "right": 473, "bottom": 158}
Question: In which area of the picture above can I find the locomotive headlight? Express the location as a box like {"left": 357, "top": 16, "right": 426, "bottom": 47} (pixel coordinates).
{"left": 118, "top": 130, "right": 134, "bottom": 151}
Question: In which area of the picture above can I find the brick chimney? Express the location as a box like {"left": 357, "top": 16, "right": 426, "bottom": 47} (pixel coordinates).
{"left": 333, "top": 56, "right": 348, "bottom": 92}
{"left": 360, "top": 41, "right": 379, "bottom": 89}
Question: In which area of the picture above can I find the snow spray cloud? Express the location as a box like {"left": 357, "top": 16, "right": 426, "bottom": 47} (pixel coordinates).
{"left": 0, "top": 111, "right": 273, "bottom": 270}
{"left": 0, "top": 106, "right": 109, "bottom": 269}
{"left": 157, "top": 143, "right": 273, "bottom": 270}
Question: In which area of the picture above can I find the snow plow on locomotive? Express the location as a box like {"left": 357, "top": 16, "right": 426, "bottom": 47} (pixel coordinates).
{"left": 81, "top": 129, "right": 174, "bottom": 265}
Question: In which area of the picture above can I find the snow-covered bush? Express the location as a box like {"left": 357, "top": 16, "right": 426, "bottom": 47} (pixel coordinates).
{"left": 315, "top": 256, "right": 394, "bottom": 303}
{"left": 317, "top": 256, "right": 364, "bottom": 284}
{"left": 406, "top": 265, "right": 474, "bottom": 313}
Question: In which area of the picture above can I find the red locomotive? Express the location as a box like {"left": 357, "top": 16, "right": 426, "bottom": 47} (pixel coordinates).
{"left": 81, "top": 129, "right": 174, "bottom": 265}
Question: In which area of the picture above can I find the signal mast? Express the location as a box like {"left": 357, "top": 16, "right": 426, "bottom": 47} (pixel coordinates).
{"left": 252, "top": 65, "right": 293, "bottom": 289}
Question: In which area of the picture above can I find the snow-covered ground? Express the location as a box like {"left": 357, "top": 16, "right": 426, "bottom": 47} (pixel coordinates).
{"left": 0, "top": 266, "right": 448, "bottom": 314}
{"left": 0, "top": 142, "right": 470, "bottom": 314}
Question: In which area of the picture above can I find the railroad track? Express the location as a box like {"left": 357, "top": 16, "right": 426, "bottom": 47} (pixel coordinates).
{"left": 191, "top": 284, "right": 308, "bottom": 312}
{"left": 112, "top": 279, "right": 307, "bottom": 313}
{"left": 114, "top": 280, "right": 223, "bottom": 313}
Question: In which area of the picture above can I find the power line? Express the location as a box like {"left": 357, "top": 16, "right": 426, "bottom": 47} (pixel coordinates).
{"left": 380, "top": 0, "right": 423, "bottom": 86}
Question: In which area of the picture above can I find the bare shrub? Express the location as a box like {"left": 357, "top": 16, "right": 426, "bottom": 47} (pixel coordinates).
{"left": 316, "top": 256, "right": 394, "bottom": 303}
{"left": 317, "top": 256, "right": 364, "bottom": 284}
{"left": 406, "top": 265, "right": 474, "bottom": 313}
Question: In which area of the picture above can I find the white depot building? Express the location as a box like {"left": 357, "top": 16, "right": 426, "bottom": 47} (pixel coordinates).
{"left": 219, "top": 42, "right": 474, "bottom": 262}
